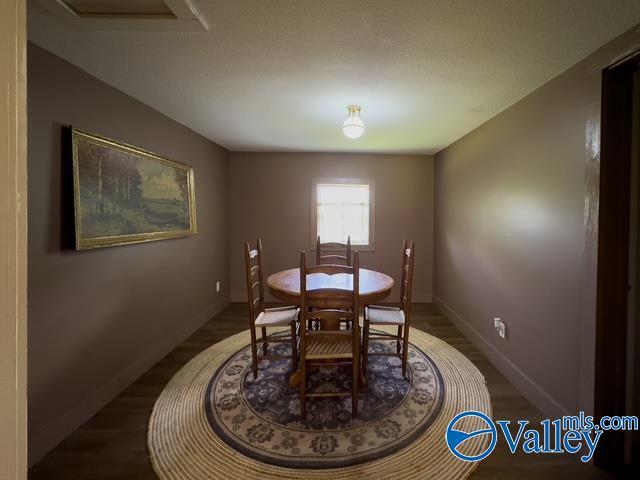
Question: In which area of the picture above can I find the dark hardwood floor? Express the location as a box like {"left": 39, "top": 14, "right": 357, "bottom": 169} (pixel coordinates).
{"left": 29, "top": 303, "right": 611, "bottom": 479}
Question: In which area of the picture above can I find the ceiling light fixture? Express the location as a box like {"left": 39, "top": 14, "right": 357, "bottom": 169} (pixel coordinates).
{"left": 342, "top": 105, "right": 365, "bottom": 139}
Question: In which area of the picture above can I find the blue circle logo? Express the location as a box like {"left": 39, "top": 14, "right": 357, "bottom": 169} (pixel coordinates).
{"left": 445, "top": 411, "right": 497, "bottom": 462}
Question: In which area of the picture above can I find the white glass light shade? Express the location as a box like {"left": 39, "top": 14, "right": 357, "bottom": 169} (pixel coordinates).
{"left": 342, "top": 105, "right": 365, "bottom": 139}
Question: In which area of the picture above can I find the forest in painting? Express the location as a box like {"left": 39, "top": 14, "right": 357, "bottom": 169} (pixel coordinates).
{"left": 76, "top": 140, "right": 191, "bottom": 238}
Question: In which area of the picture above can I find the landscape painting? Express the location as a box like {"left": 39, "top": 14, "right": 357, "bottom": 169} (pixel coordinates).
{"left": 71, "top": 128, "right": 197, "bottom": 250}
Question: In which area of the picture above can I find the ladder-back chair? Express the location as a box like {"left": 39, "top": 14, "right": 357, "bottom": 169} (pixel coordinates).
{"left": 315, "top": 235, "right": 353, "bottom": 328}
{"left": 316, "top": 235, "right": 352, "bottom": 266}
{"left": 363, "top": 239, "right": 415, "bottom": 379}
{"left": 245, "top": 238, "right": 299, "bottom": 379}
{"left": 299, "top": 250, "right": 360, "bottom": 418}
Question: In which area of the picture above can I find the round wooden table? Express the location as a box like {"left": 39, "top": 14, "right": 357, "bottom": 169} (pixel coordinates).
{"left": 267, "top": 267, "right": 394, "bottom": 389}
{"left": 266, "top": 267, "right": 394, "bottom": 308}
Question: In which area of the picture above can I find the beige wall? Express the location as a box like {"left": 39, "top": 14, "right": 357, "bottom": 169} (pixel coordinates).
{"left": 27, "top": 44, "right": 230, "bottom": 464}
{"left": 434, "top": 26, "right": 640, "bottom": 418}
{"left": 0, "top": 1, "right": 28, "bottom": 479}
{"left": 229, "top": 152, "right": 434, "bottom": 303}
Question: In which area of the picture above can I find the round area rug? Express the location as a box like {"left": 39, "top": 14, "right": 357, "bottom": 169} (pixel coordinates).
{"left": 205, "top": 331, "right": 443, "bottom": 469}
{"left": 148, "top": 327, "right": 492, "bottom": 480}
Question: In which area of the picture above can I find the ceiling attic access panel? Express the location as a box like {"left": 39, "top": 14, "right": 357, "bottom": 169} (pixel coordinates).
{"left": 32, "top": 0, "right": 207, "bottom": 31}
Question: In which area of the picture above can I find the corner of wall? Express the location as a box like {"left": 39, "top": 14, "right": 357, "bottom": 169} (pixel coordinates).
{"left": 28, "top": 297, "right": 228, "bottom": 466}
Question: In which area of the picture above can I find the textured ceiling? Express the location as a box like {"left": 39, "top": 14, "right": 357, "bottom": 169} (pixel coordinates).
{"left": 28, "top": 0, "right": 640, "bottom": 154}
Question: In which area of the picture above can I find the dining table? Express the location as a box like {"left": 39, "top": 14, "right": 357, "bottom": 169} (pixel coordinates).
{"left": 266, "top": 267, "right": 395, "bottom": 310}
{"left": 266, "top": 266, "right": 394, "bottom": 388}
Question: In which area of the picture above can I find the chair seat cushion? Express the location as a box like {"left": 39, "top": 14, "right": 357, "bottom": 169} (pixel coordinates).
{"left": 255, "top": 307, "right": 299, "bottom": 326}
{"left": 307, "top": 334, "right": 353, "bottom": 360}
{"left": 365, "top": 306, "right": 405, "bottom": 325}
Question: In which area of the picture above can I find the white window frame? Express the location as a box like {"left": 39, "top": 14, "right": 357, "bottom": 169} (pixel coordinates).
{"left": 310, "top": 177, "right": 375, "bottom": 252}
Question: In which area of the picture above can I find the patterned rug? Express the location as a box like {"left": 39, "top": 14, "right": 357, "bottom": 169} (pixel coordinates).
{"left": 148, "top": 326, "right": 492, "bottom": 480}
{"left": 205, "top": 332, "right": 443, "bottom": 468}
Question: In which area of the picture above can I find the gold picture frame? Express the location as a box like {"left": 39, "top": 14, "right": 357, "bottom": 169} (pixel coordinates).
{"left": 71, "top": 128, "right": 197, "bottom": 250}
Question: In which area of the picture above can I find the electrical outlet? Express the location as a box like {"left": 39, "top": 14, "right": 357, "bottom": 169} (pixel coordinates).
{"left": 216, "top": 281, "right": 221, "bottom": 293}
{"left": 498, "top": 322, "right": 506, "bottom": 339}
{"left": 494, "top": 317, "right": 506, "bottom": 339}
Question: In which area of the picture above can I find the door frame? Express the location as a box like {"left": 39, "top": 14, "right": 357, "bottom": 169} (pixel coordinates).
{"left": 0, "top": 0, "right": 28, "bottom": 478}
{"left": 593, "top": 52, "right": 640, "bottom": 470}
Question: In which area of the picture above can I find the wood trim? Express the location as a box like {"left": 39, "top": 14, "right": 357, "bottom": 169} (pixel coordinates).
{"left": 593, "top": 56, "right": 638, "bottom": 469}
{"left": 0, "top": 0, "right": 27, "bottom": 477}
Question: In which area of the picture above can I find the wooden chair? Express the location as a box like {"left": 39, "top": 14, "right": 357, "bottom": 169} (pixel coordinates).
{"left": 245, "top": 239, "right": 299, "bottom": 379}
{"left": 316, "top": 235, "right": 352, "bottom": 266}
{"left": 298, "top": 250, "right": 360, "bottom": 418}
{"left": 315, "top": 235, "right": 353, "bottom": 329}
{"left": 363, "top": 239, "right": 415, "bottom": 379}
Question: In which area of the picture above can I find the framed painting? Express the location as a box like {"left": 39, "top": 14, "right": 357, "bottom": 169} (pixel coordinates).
{"left": 71, "top": 128, "right": 197, "bottom": 250}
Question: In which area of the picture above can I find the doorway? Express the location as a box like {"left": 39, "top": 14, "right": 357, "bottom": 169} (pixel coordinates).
{"left": 594, "top": 51, "right": 640, "bottom": 473}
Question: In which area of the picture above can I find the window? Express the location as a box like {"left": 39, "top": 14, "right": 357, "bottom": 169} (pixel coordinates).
{"left": 312, "top": 178, "right": 374, "bottom": 250}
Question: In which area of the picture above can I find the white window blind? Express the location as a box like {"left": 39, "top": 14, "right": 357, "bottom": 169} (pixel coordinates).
{"left": 317, "top": 183, "right": 370, "bottom": 245}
